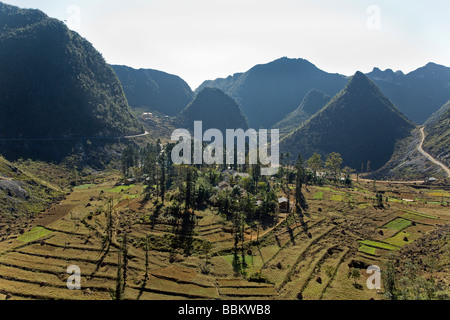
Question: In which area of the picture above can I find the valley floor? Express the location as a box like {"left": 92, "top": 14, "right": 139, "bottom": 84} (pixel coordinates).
{"left": 0, "top": 176, "right": 449, "bottom": 300}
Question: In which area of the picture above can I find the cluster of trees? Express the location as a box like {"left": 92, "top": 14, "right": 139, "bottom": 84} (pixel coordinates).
{"left": 121, "top": 142, "right": 357, "bottom": 224}
{"left": 383, "top": 258, "right": 449, "bottom": 300}
{"left": 302, "top": 152, "right": 353, "bottom": 186}
{"left": 121, "top": 142, "right": 281, "bottom": 221}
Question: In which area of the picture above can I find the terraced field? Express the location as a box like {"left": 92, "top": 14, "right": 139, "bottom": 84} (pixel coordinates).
{"left": 0, "top": 178, "right": 448, "bottom": 300}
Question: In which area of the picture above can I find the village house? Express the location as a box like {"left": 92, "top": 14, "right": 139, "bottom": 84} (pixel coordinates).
{"left": 278, "top": 197, "right": 290, "bottom": 213}
{"left": 141, "top": 112, "right": 153, "bottom": 121}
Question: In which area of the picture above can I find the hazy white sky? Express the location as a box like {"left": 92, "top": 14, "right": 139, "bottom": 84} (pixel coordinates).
{"left": 4, "top": 0, "right": 450, "bottom": 89}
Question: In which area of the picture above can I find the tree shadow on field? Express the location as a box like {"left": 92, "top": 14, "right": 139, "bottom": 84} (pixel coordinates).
{"left": 287, "top": 225, "right": 295, "bottom": 245}
{"left": 92, "top": 238, "right": 112, "bottom": 276}
{"left": 170, "top": 212, "right": 195, "bottom": 255}
{"left": 137, "top": 275, "right": 148, "bottom": 300}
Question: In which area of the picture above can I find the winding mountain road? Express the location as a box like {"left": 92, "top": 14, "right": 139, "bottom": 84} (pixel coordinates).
{"left": 0, "top": 131, "right": 150, "bottom": 141}
{"left": 418, "top": 127, "right": 450, "bottom": 178}
{"left": 125, "top": 131, "right": 150, "bottom": 138}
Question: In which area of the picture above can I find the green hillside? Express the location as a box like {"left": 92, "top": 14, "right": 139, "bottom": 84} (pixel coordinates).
{"left": 179, "top": 88, "right": 248, "bottom": 133}
{"left": 280, "top": 72, "right": 415, "bottom": 171}
{"left": 112, "top": 65, "right": 194, "bottom": 116}
{"left": 423, "top": 100, "right": 450, "bottom": 167}
{"left": 0, "top": 3, "right": 143, "bottom": 140}
{"left": 0, "top": 155, "right": 62, "bottom": 223}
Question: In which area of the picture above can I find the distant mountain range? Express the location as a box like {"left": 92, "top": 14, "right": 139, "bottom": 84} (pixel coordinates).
{"left": 195, "top": 58, "right": 450, "bottom": 128}
{"left": 366, "top": 63, "right": 450, "bottom": 124}
{"left": 179, "top": 88, "right": 248, "bottom": 133}
{"left": 111, "top": 65, "right": 194, "bottom": 116}
{"left": 1, "top": 1, "right": 448, "bottom": 176}
{"left": 280, "top": 72, "right": 415, "bottom": 171}
{"left": 196, "top": 57, "right": 347, "bottom": 128}
{"left": 0, "top": 3, "right": 143, "bottom": 140}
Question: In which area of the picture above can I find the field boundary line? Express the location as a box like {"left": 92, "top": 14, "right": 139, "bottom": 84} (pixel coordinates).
{"left": 318, "top": 247, "right": 350, "bottom": 300}
{"left": 275, "top": 225, "right": 336, "bottom": 291}
{"left": 257, "top": 218, "right": 327, "bottom": 268}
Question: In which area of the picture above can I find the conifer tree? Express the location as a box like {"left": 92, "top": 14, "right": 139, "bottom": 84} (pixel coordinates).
{"left": 295, "top": 154, "right": 308, "bottom": 214}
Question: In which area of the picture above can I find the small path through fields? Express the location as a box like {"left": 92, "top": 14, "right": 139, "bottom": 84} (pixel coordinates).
{"left": 418, "top": 127, "right": 450, "bottom": 178}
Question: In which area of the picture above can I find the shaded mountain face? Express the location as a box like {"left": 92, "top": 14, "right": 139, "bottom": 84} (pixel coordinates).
{"left": 423, "top": 100, "right": 450, "bottom": 167}
{"left": 0, "top": 3, "right": 143, "bottom": 140}
{"left": 196, "top": 57, "right": 347, "bottom": 128}
{"left": 424, "top": 99, "right": 450, "bottom": 127}
{"left": 273, "top": 89, "right": 331, "bottom": 136}
{"left": 280, "top": 72, "right": 415, "bottom": 171}
{"left": 179, "top": 88, "right": 248, "bottom": 133}
{"left": 367, "top": 63, "right": 450, "bottom": 124}
{"left": 111, "top": 65, "right": 194, "bottom": 116}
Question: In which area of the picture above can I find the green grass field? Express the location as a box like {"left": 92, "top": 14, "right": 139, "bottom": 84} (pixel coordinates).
{"left": 314, "top": 192, "right": 324, "bottom": 200}
{"left": 316, "top": 187, "right": 346, "bottom": 194}
{"left": 104, "top": 184, "right": 135, "bottom": 193}
{"left": 18, "top": 227, "right": 52, "bottom": 243}
{"left": 384, "top": 231, "right": 416, "bottom": 247}
{"left": 426, "top": 201, "right": 447, "bottom": 205}
{"left": 358, "top": 244, "right": 377, "bottom": 255}
{"left": 383, "top": 218, "right": 412, "bottom": 231}
{"left": 330, "top": 194, "right": 343, "bottom": 202}
{"left": 400, "top": 210, "right": 438, "bottom": 219}
{"left": 359, "top": 240, "right": 399, "bottom": 251}
{"left": 74, "top": 183, "right": 96, "bottom": 190}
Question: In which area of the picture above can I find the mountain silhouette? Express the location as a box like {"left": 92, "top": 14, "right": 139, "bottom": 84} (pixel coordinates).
{"left": 367, "top": 63, "right": 450, "bottom": 124}
{"left": 280, "top": 72, "right": 415, "bottom": 170}
{"left": 179, "top": 88, "right": 248, "bottom": 133}
{"left": 0, "top": 3, "right": 143, "bottom": 140}
{"left": 196, "top": 57, "right": 347, "bottom": 128}
{"left": 112, "top": 65, "right": 194, "bottom": 116}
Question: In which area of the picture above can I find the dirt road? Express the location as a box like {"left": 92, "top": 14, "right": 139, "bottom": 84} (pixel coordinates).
{"left": 0, "top": 131, "right": 150, "bottom": 141}
{"left": 418, "top": 127, "right": 450, "bottom": 178}
{"left": 125, "top": 131, "right": 150, "bottom": 138}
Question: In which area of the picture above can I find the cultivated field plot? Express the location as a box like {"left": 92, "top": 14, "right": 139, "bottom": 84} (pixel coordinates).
{"left": 0, "top": 179, "right": 448, "bottom": 300}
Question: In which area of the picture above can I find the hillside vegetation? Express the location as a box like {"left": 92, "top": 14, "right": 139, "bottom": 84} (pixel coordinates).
{"left": 0, "top": 155, "right": 63, "bottom": 236}
{"left": 368, "top": 128, "right": 447, "bottom": 181}
{"left": 423, "top": 100, "right": 450, "bottom": 167}
{"left": 0, "top": 3, "right": 143, "bottom": 140}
